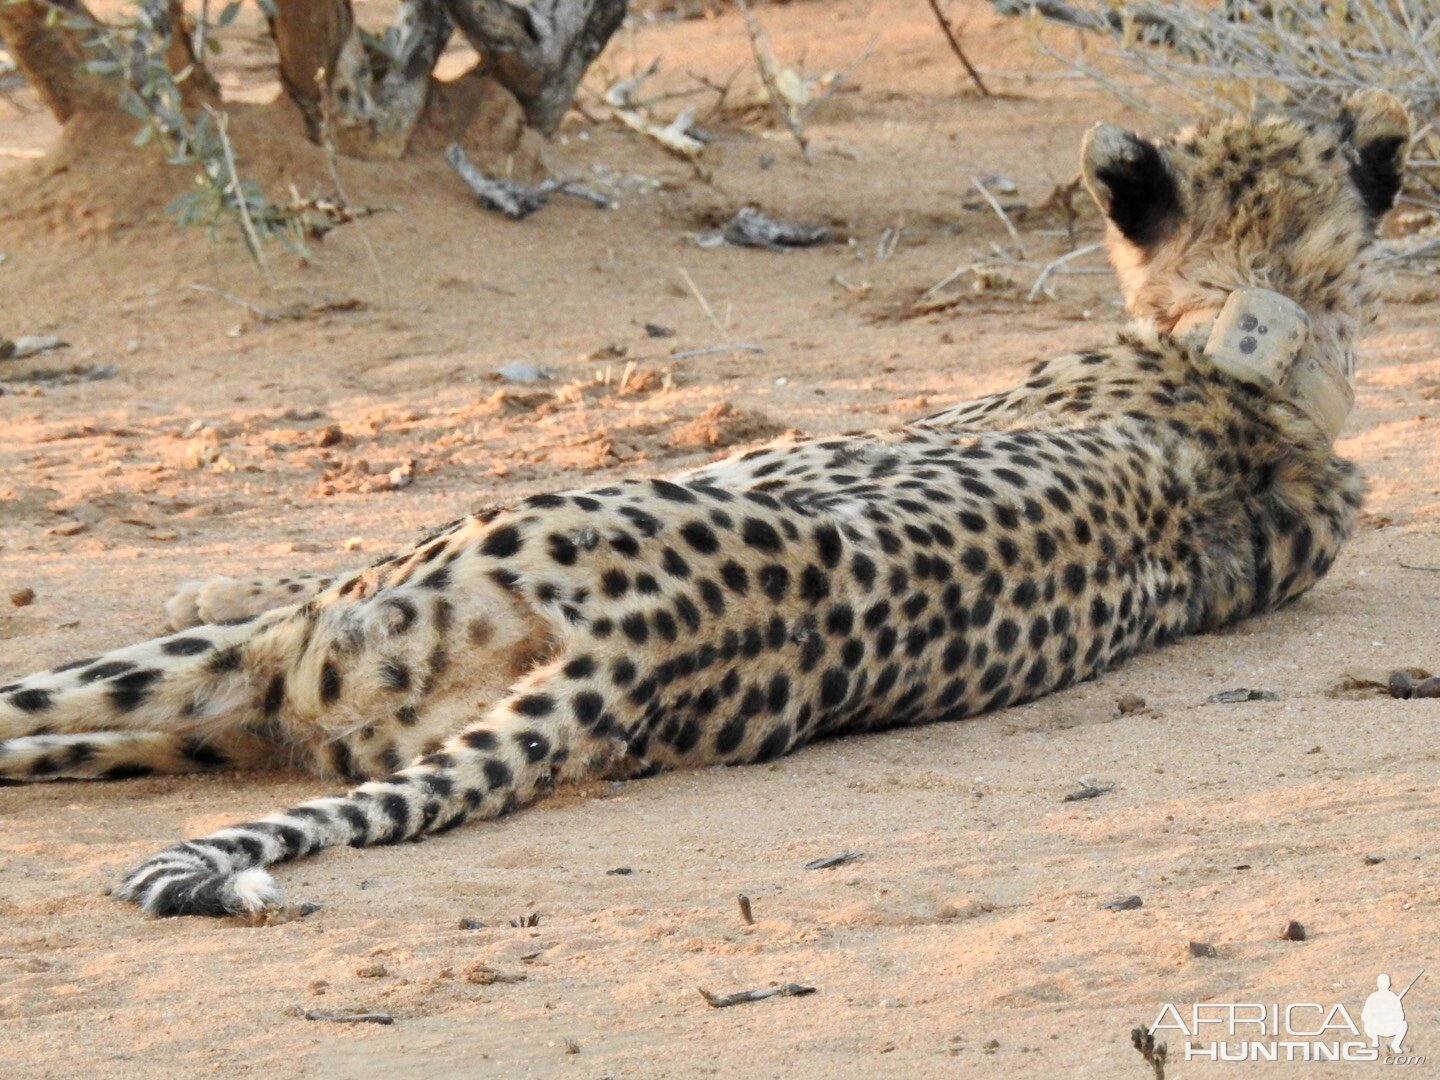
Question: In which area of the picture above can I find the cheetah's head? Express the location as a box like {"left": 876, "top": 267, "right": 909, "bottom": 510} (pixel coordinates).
{"left": 1081, "top": 90, "right": 1410, "bottom": 368}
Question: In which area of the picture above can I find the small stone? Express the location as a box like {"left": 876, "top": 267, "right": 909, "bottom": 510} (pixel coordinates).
{"left": 309, "top": 979, "right": 329, "bottom": 995}
{"left": 497, "top": 360, "right": 549, "bottom": 382}
{"left": 982, "top": 1039, "right": 1000, "bottom": 1053}
{"left": 605, "top": 866, "right": 632, "bottom": 876}
{"left": 1116, "top": 693, "right": 1147, "bottom": 715}
{"left": 1101, "top": 895, "right": 1143, "bottom": 911}
{"left": 1207, "top": 688, "right": 1279, "bottom": 704}
{"left": 343, "top": 536, "right": 364, "bottom": 552}
{"left": 458, "top": 917, "right": 486, "bottom": 930}
{"left": 644, "top": 323, "right": 675, "bottom": 338}
{"left": 581, "top": 344, "right": 626, "bottom": 363}
{"left": 1188, "top": 941, "right": 1219, "bottom": 958}
{"left": 313, "top": 424, "right": 344, "bottom": 448}
{"left": 9, "top": 587, "right": 35, "bottom": 607}
{"left": 386, "top": 460, "right": 415, "bottom": 490}
{"left": 937, "top": 899, "right": 997, "bottom": 920}
{"left": 49, "top": 521, "right": 87, "bottom": 537}
{"left": 1388, "top": 670, "right": 1415, "bottom": 699}
{"left": 1282, "top": 920, "right": 1307, "bottom": 941}
{"left": 355, "top": 962, "right": 389, "bottom": 978}
{"left": 1413, "top": 676, "right": 1440, "bottom": 698}
{"left": 147, "top": 530, "right": 178, "bottom": 542}
{"left": 464, "top": 963, "right": 525, "bottom": 985}
{"left": 1363, "top": 854, "right": 1385, "bottom": 865}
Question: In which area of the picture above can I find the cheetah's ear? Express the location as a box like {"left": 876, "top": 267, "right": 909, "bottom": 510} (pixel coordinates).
{"left": 1339, "top": 89, "right": 1411, "bottom": 219}
{"left": 1081, "top": 122, "right": 1182, "bottom": 249}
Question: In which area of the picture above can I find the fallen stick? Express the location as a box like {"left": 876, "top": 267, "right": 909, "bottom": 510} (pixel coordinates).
{"left": 445, "top": 144, "right": 613, "bottom": 220}
{"left": 972, "top": 175, "right": 1025, "bottom": 257}
{"left": 804, "top": 850, "right": 860, "bottom": 870}
{"left": 297, "top": 1008, "right": 395, "bottom": 1025}
{"left": 699, "top": 982, "right": 816, "bottom": 1008}
{"left": 670, "top": 343, "right": 766, "bottom": 359}
{"left": 1027, "top": 241, "right": 1104, "bottom": 300}
{"left": 614, "top": 106, "right": 705, "bottom": 160}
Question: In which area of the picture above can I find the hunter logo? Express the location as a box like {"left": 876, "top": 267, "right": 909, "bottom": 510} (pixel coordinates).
{"left": 1363, "top": 972, "right": 1422, "bottom": 1054}
{"left": 1149, "top": 971, "right": 1426, "bottom": 1065}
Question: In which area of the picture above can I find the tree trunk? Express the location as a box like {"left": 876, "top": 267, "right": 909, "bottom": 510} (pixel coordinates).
{"left": 0, "top": 0, "right": 214, "bottom": 122}
{"left": 270, "top": 0, "right": 353, "bottom": 135}
{"left": 269, "top": 0, "right": 453, "bottom": 160}
{"left": 152, "top": 0, "right": 219, "bottom": 103}
{"left": 442, "top": 0, "right": 627, "bottom": 135}
{"left": 0, "top": 0, "right": 116, "bottom": 121}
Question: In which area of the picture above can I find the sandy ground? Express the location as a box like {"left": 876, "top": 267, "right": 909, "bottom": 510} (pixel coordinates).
{"left": 1, "top": 3, "right": 1438, "bottom": 1077}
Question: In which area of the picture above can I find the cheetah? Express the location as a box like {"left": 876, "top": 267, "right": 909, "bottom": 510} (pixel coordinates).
{"left": 0, "top": 90, "right": 1410, "bottom": 918}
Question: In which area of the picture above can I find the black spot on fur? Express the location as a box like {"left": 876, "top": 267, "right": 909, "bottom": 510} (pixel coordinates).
{"left": 162, "top": 636, "right": 213, "bottom": 657}
{"left": 108, "top": 669, "right": 162, "bottom": 713}
{"left": 741, "top": 518, "right": 783, "bottom": 553}
{"left": 464, "top": 729, "right": 498, "bottom": 751}
{"left": 9, "top": 688, "right": 53, "bottom": 713}
{"left": 514, "top": 693, "right": 555, "bottom": 717}
{"left": 651, "top": 478, "right": 697, "bottom": 503}
{"left": 813, "top": 523, "right": 843, "bottom": 568}
{"left": 573, "top": 690, "right": 604, "bottom": 726}
{"left": 480, "top": 525, "right": 523, "bottom": 558}
{"left": 206, "top": 647, "right": 243, "bottom": 673}
{"left": 51, "top": 657, "right": 97, "bottom": 674}
{"left": 483, "top": 758, "right": 513, "bottom": 790}
{"left": 514, "top": 730, "right": 551, "bottom": 762}
{"left": 263, "top": 674, "right": 286, "bottom": 715}
{"left": 420, "top": 566, "right": 452, "bottom": 590}
{"left": 181, "top": 738, "right": 230, "bottom": 768}
{"left": 680, "top": 521, "right": 720, "bottom": 554}
{"left": 320, "top": 662, "right": 343, "bottom": 705}
{"left": 79, "top": 660, "right": 135, "bottom": 684}
{"left": 380, "top": 661, "right": 412, "bottom": 691}
{"left": 620, "top": 613, "right": 649, "bottom": 645}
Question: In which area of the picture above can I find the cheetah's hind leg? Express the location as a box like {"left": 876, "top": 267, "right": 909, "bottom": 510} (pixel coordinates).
{"left": 0, "top": 607, "right": 296, "bottom": 757}
{"left": 164, "top": 572, "right": 337, "bottom": 630}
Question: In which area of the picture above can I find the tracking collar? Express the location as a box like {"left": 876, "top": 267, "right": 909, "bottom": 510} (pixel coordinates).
{"left": 1171, "top": 287, "right": 1353, "bottom": 441}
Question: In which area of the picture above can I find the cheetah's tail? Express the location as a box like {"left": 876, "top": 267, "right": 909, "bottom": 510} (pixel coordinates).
{"left": 0, "top": 729, "right": 280, "bottom": 783}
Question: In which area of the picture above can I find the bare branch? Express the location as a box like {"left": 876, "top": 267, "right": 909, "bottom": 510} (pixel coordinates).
{"left": 924, "top": 0, "right": 991, "bottom": 97}
{"left": 733, "top": 0, "right": 809, "bottom": 162}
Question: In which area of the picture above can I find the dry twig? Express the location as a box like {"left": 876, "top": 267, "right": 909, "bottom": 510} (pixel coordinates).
{"left": 205, "top": 105, "right": 272, "bottom": 285}
{"left": 925, "top": 0, "right": 991, "bottom": 96}
{"left": 1027, "top": 241, "right": 1104, "bottom": 300}
{"left": 699, "top": 982, "right": 816, "bottom": 1008}
{"left": 298, "top": 1008, "right": 395, "bottom": 1025}
{"left": 733, "top": 0, "right": 811, "bottom": 162}
{"left": 972, "top": 175, "right": 1025, "bottom": 257}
